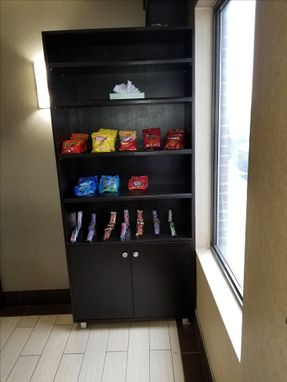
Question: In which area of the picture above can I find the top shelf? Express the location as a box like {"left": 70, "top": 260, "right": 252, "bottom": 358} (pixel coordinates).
{"left": 48, "top": 57, "right": 192, "bottom": 70}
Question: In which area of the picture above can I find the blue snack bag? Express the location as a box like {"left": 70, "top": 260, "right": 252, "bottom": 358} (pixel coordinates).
{"left": 99, "top": 175, "right": 120, "bottom": 194}
{"left": 74, "top": 176, "right": 98, "bottom": 196}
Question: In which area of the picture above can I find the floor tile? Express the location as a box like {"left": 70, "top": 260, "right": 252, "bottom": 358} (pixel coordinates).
{"left": 65, "top": 323, "right": 90, "bottom": 354}
{"left": 21, "top": 315, "right": 57, "bottom": 355}
{"left": 150, "top": 350, "right": 174, "bottom": 382}
{"left": 172, "top": 351, "right": 185, "bottom": 382}
{"left": 168, "top": 320, "right": 181, "bottom": 353}
{"left": 107, "top": 322, "right": 129, "bottom": 352}
{"left": 126, "top": 321, "right": 149, "bottom": 382}
{"left": 54, "top": 353, "right": 83, "bottom": 382}
{"left": 55, "top": 314, "right": 73, "bottom": 325}
{"left": 78, "top": 323, "right": 110, "bottom": 382}
{"left": 0, "top": 316, "right": 21, "bottom": 350}
{"left": 149, "top": 320, "right": 170, "bottom": 350}
{"left": 6, "top": 355, "right": 39, "bottom": 382}
{"left": 0, "top": 327, "right": 33, "bottom": 381}
{"left": 102, "top": 352, "right": 127, "bottom": 382}
{"left": 30, "top": 324, "right": 72, "bottom": 382}
{"left": 17, "top": 315, "right": 39, "bottom": 328}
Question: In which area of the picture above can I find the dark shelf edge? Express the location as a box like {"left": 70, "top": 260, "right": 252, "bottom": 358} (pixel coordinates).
{"left": 67, "top": 237, "right": 193, "bottom": 246}
{"left": 43, "top": 25, "right": 193, "bottom": 35}
{"left": 52, "top": 97, "right": 192, "bottom": 108}
{"left": 49, "top": 57, "right": 192, "bottom": 69}
{"left": 58, "top": 149, "right": 192, "bottom": 159}
{"left": 63, "top": 193, "right": 192, "bottom": 203}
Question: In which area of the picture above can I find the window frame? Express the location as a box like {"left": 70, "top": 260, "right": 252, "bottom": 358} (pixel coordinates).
{"left": 212, "top": 0, "right": 253, "bottom": 304}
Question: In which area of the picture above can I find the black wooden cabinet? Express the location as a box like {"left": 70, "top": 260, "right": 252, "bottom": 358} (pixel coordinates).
{"left": 69, "top": 241, "right": 194, "bottom": 321}
{"left": 42, "top": 26, "right": 195, "bottom": 323}
{"left": 131, "top": 242, "right": 194, "bottom": 318}
{"left": 69, "top": 244, "right": 134, "bottom": 321}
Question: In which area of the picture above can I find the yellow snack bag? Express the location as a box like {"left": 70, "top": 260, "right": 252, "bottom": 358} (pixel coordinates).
{"left": 91, "top": 129, "right": 117, "bottom": 152}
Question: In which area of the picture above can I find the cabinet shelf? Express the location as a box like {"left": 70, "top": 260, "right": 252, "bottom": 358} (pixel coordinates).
{"left": 52, "top": 97, "right": 192, "bottom": 108}
{"left": 63, "top": 186, "right": 192, "bottom": 203}
{"left": 49, "top": 57, "right": 192, "bottom": 70}
{"left": 59, "top": 149, "right": 192, "bottom": 159}
{"left": 67, "top": 234, "right": 192, "bottom": 247}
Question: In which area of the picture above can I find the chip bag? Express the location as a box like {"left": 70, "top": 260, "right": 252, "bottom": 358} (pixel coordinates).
{"left": 128, "top": 176, "right": 148, "bottom": 191}
{"left": 61, "top": 133, "right": 89, "bottom": 154}
{"left": 164, "top": 129, "right": 185, "bottom": 150}
{"left": 91, "top": 129, "right": 117, "bottom": 153}
{"left": 143, "top": 128, "right": 161, "bottom": 150}
{"left": 99, "top": 175, "right": 120, "bottom": 193}
{"left": 119, "top": 131, "right": 137, "bottom": 151}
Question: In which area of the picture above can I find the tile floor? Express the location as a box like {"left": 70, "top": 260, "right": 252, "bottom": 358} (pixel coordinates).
{"left": 0, "top": 314, "right": 185, "bottom": 382}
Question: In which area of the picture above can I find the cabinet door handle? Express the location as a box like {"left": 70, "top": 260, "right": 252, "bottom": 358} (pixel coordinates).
{"left": 122, "top": 252, "right": 129, "bottom": 258}
{"left": 133, "top": 251, "right": 139, "bottom": 258}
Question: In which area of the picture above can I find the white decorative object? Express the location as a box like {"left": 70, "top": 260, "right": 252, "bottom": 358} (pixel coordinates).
{"left": 110, "top": 80, "right": 145, "bottom": 100}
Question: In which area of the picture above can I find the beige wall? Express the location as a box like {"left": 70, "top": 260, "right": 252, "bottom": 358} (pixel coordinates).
{"left": 241, "top": 1, "right": 287, "bottom": 380}
{"left": 0, "top": 0, "right": 144, "bottom": 291}
{"left": 196, "top": 1, "right": 287, "bottom": 382}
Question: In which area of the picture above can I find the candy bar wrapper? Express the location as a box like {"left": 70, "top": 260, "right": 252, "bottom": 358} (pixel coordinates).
{"left": 104, "top": 227, "right": 112, "bottom": 241}
{"left": 124, "top": 209, "right": 130, "bottom": 225}
{"left": 136, "top": 223, "right": 144, "bottom": 237}
{"left": 152, "top": 210, "right": 160, "bottom": 236}
{"left": 86, "top": 213, "right": 96, "bottom": 242}
{"left": 168, "top": 209, "right": 173, "bottom": 223}
{"left": 109, "top": 211, "right": 117, "bottom": 225}
{"left": 70, "top": 211, "right": 83, "bottom": 243}
{"left": 170, "top": 222, "right": 177, "bottom": 238}
{"left": 120, "top": 222, "right": 127, "bottom": 241}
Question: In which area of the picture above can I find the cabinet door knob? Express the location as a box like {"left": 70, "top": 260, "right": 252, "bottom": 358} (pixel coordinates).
{"left": 122, "top": 252, "right": 128, "bottom": 258}
{"left": 133, "top": 251, "right": 139, "bottom": 258}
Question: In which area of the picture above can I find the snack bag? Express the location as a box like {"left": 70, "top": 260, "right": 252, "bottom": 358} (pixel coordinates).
{"left": 143, "top": 128, "right": 161, "bottom": 149}
{"left": 119, "top": 131, "right": 137, "bottom": 151}
{"left": 62, "top": 139, "right": 84, "bottom": 154}
{"left": 61, "top": 133, "right": 89, "bottom": 154}
{"left": 99, "top": 175, "right": 120, "bottom": 193}
{"left": 91, "top": 129, "right": 117, "bottom": 152}
{"left": 164, "top": 129, "right": 185, "bottom": 150}
{"left": 74, "top": 176, "right": 98, "bottom": 197}
{"left": 128, "top": 176, "right": 148, "bottom": 191}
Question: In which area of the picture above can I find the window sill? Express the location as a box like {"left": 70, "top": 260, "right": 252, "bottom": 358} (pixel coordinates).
{"left": 196, "top": 248, "right": 242, "bottom": 361}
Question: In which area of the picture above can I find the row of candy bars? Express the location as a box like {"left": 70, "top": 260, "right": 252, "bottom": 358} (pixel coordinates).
{"left": 69, "top": 209, "right": 176, "bottom": 243}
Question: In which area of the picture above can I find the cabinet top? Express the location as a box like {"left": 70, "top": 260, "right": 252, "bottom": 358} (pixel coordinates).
{"left": 42, "top": 25, "right": 192, "bottom": 36}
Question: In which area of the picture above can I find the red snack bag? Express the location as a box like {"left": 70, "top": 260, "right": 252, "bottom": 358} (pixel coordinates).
{"left": 61, "top": 139, "right": 85, "bottom": 154}
{"left": 164, "top": 129, "right": 185, "bottom": 150}
{"left": 119, "top": 131, "right": 137, "bottom": 151}
{"left": 128, "top": 176, "right": 148, "bottom": 191}
{"left": 143, "top": 128, "right": 161, "bottom": 150}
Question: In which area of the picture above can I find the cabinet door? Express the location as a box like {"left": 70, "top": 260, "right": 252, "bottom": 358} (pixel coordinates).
{"left": 68, "top": 245, "right": 133, "bottom": 321}
{"left": 131, "top": 242, "right": 194, "bottom": 318}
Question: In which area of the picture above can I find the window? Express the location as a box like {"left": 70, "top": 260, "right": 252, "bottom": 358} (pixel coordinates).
{"left": 213, "top": 0, "right": 256, "bottom": 298}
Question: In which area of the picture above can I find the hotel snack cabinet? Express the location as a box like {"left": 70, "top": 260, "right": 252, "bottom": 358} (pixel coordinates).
{"left": 42, "top": 27, "right": 195, "bottom": 323}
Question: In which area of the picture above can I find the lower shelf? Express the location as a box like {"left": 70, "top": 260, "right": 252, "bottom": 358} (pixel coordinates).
{"left": 67, "top": 234, "right": 192, "bottom": 246}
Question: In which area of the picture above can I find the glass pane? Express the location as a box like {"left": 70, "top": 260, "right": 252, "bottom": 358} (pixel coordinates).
{"left": 216, "top": 0, "right": 256, "bottom": 291}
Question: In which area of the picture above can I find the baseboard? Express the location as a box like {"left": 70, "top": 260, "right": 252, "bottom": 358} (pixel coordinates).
{"left": 194, "top": 310, "right": 215, "bottom": 382}
{"left": 2, "top": 289, "right": 71, "bottom": 306}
